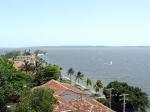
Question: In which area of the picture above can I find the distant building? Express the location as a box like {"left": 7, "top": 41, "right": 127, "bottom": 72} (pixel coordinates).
{"left": 13, "top": 51, "right": 36, "bottom": 70}
{"left": 34, "top": 80, "right": 115, "bottom": 112}
{"left": 14, "top": 55, "right": 36, "bottom": 63}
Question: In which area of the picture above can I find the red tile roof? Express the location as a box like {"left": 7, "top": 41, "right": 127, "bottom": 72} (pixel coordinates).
{"left": 34, "top": 80, "right": 115, "bottom": 112}
{"left": 35, "top": 79, "right": 84, "bottom": 95}
{"left": 54, "top": 96, "right": 77, "bottom": 112}
{"left": 54, "top": 99, "right": 115, "bottom": 112}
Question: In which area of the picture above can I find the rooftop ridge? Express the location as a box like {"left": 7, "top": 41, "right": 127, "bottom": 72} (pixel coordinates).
{"left": 44, "top": 79, "right": 83, "bottom": 95}
{"left": 50, "top": 79, "right": 69, "bottom": 90}
{"left": 90, "top": 99, "right": 115, "bottom": 111}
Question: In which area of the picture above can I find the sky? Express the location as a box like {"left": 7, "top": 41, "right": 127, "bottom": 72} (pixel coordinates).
{"left": 0, "top": 0, "right": 150, "bottom": 48}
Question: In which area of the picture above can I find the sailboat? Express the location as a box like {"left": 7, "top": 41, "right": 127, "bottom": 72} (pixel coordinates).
{"left": 104, "top": 61, "right": 113, "bottom": 65}
{"left": 109, "top": 61, "right": 113, "bottom": 65}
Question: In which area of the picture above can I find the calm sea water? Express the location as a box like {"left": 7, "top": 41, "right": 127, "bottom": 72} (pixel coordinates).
{"left": 42, "top": 47, "right": 150, "bottom": 97}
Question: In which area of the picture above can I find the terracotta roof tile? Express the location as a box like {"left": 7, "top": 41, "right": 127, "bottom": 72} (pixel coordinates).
{"left": 68, "top": 99, "right": 115, "bottom": 112}
{"left": 53, "top": 96, "right": 77, "bottom": 112}
{"left": 34, "top": 80, "right": 115, "bottom": 112}
{"left": 35, "top": 79, "right": 84, "bottom": 95}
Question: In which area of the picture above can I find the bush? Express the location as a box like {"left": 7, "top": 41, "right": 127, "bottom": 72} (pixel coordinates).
{"left": 104, "top": 81, "right": 149, "bottom": 112}
{"left": 15, "top": 88, "right": 57, "bottom": 112}
{"left": 0, "top": 59, "right": 32, "bottom": 112}
{"left": 96, "top": 98, "right": 109, "bottom": 106}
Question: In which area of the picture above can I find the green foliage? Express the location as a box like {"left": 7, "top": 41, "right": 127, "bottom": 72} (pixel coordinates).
{"left": 94, "top": 80, "right": 103, "bottom": 93}
{"left": 22, "top": 60, "right": 34, "bottom": 73}
{"left": 67, "top": 68, "right": 75, "bottom": 81}
{"left": 0, "top": 51, "right": 20, "bottom": 60}
{"left": 86, "top": 78, "right": 92, "bottom": 88}
{"left": 0, "top": 88, "right": 7, "bottom": 112}
{"left": 34, "top": 65, "right": 62, "bottom": 86}
{"left": 21, "top": 60, "right": 43, "bottom": 75}
{"left": 15, "top": 88, "right": 57, "bottom": 112}
{"left": 75, "top": 71, "right": 84, "bottom": 83}
{"left": 104, "top": 81, "right": 149, "bottom": 112}
{"left": 0, "top": 59, "right": 32, "bottom": 112}
{"left": 96, "top": 98, "right": 109, "bottom": 106}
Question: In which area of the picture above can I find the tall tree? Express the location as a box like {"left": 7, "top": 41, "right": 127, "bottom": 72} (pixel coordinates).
{"left": 75, "top": 71, "right": 84, "bottom": 84}
{"left": 67, "top": 68, "right": 75, "bottom": 81}
{"left": 33, "top": 60, "right": 42, "bottom": 74}
{"left": 104, "top": 81, "right": 149, "bottom": 112}
{"left": 86, "top": 78, "right": 92, "bottom": 88}
{"left": 23, "top": 60, "right": 32, "bottom": 73}
{"left": 94, "top": 80, "right": 103, "bottom": 94}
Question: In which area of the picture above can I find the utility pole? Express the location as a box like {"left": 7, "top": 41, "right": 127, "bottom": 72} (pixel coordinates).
{"left": 106, "top": 88, "right": 113, "bottom": 109}
{"left": 120, "top": 94, "right": 128, "bottom": 112}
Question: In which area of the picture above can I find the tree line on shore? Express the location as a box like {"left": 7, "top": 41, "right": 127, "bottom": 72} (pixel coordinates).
{"left": 67, "top": 68, "right": 103, "bottom": 94}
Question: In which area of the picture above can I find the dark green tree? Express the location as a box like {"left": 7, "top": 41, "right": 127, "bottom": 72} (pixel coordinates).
{"left": 15, "top": 88, "right": 57, "bottom": 112}
{"left": 34, "top": 65, "right": 62, "bottom": 86}
{"left": 94, "top": 80, "right": 103, "bottom": 94}
{"left": 0, "top": 88, "right": 7, "bottom": 112}
{"left": 67, "top": 68, "right": 75, "bottom": 81}
{"left": 0, "top": 59, "right": 32, "bottom": 112}
{"left": 34, "top": 60, "right": 42, "bottom": 74}
{"left": 22, "top": 60, "right": 42, "bottom": 74}
{"left": 75, "top": 71, "right": 84, "bottom": 84}
{"left": 104, "top": 81, "right": 149, "bottom": 112}
{"left": 86, "top": 78, "right": 92, "bottom": 88}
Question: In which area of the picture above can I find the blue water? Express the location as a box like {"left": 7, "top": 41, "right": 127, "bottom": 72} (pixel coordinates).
{"left": 41, "top": 47, "right": 150, "bottom": 98}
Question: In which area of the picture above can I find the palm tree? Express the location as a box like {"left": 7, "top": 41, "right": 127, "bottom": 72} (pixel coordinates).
{"left": 23, "top": 60, "right": 32, "bottom": 73}
{"left": 34, "top": 60, "right": 42, "bottom": 74}
{"left": 67, "top": 68, "right": 75, "bottom": 81}
{"left": 94, "top": 80, "right": 103, "bottom": 94}
{"left": 75, "top": 71, "right": 84, "bottom": 84}
{"left": 86, "top": 78, "right": 92, "bottom": 88}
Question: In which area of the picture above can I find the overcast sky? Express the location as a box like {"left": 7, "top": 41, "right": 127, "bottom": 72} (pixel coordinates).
{"left": 0, "top": 0, "right": 150, "bottom": 48}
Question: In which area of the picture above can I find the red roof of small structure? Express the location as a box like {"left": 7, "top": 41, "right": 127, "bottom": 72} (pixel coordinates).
{"left": 34, "top": 80, "right": 115, "bottom": 112}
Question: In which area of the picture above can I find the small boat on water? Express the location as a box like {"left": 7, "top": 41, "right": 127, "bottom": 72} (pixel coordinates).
{"left": 110, "top": 61, "right": 113, "bottom": 65}
{"left": 104, "top": 61, "right": 113, "bottom": 65}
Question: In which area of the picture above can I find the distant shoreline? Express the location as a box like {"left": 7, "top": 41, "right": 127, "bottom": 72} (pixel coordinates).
{"left": 1, "top": 45, "right": 150, "bottom": 49}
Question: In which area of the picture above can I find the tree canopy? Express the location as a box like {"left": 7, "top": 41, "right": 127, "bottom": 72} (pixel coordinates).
{"left": 0, "top": 51, "right": 20, "bottom": 60}
{"left": 94, "top": 80, "right": 103, "bottom": 93}
{"left": 75, "top": 71, "right": 84, "bottom": 83}
{"left": 0, "top": 59, "right": 32, "bottom": 112}
{"left": 67, "top": 68, "right": 75, "bottom": 81}
{"left": 15, "top": 88, "right": 57, "bottom": 112}
{"left": 86, "top": 78, "right": 92, "bottom": 88}
{"left": 33, "top": 64, "right": 62, "bottom": 86}
{"left": 104, "top": 81, "right": 149, "bottom": 112}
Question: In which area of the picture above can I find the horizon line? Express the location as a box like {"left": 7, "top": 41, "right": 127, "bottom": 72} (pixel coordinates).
{"left": 1, "top": 45, "right": 150, "bottom": 49}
